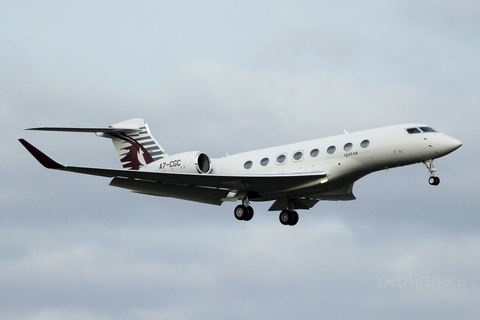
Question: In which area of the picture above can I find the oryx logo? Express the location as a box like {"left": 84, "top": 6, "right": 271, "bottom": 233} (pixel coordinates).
{"left": 115, "top": 133, "right": 154, "bottom": 170}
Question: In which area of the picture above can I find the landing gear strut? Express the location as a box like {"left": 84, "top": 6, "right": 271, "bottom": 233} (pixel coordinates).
{"left": 423, "top": 160, "right": 440, "bottom": 186}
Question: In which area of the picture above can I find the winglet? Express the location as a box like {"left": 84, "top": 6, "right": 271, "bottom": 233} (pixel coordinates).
{"left": 18, "top": 139, "right": 64, "bottom": 169}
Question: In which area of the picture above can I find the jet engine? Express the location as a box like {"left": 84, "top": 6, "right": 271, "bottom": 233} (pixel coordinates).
{"left": 155, "top": 151, "right": 211, "bottom": 174}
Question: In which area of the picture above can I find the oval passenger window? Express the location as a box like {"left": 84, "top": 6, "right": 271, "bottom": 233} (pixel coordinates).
{"left": 293, "top": 151, "right": 303, "bottom": 161}
{"left": 327, "top": 146, "right": 336, "bottom": 154}
{"left": 361, "top": 140, "right": 370, "bottom": 148}
{"left": 276, "top": 154, "right": 286, "bottom": 164}
{"left": 244, "top": 161, "right": 253, "bottom": 169}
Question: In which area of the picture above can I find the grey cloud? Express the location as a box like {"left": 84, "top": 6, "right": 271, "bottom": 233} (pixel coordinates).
{"left": 1, "top": 1, "right": 478, "bottom": 319}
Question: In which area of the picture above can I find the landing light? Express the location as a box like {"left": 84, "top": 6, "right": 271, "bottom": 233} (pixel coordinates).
{"left": 320, "top": 178, "right": 329, "bottom": 184}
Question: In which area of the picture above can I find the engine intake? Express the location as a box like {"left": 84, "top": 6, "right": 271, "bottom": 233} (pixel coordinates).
{"left": 195, "top": 152, "right": 211, "bottom": 174}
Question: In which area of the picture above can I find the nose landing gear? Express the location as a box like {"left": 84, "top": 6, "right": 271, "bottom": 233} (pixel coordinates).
{"left": 423, "top": 160, "right": 440, "bottom": 186}
{"left": 428, "top": 176, "right": 440, "bottom": 186}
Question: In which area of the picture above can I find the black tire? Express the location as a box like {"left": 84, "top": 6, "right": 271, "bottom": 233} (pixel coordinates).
{"left": 244, "top": 206, "right": 254, "bottom": 221}
{"left": 434, "top": 177, "right": 440, "bottom": 185}
{"left": 234, "top": 205, "right": 247, "bottom": 221}
{"left": 289, "top": 211, "right": 299, "bottom": 226}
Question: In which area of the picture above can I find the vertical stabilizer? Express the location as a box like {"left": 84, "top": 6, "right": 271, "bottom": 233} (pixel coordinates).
{"left": 99, "top": 119, "right": 167, "bottom": 170}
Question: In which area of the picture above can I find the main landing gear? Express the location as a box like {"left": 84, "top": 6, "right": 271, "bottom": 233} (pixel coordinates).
{"left": 423, "top": 159, "right": 440, "bottom": 186}
{"left": 233, "top": 198, "right": 299, "bottom": 226}
{"left": 279, "top": 210, "right": 299, "bottom": 226}
{"left": 234, "top": 205, "right": 299, "bottom": 226}
{"left": 234, "top": 204, "right": 254, "bottom": 221}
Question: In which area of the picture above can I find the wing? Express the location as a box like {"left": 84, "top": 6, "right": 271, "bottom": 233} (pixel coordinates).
{"left": 19, "top": 139, "right": 327, "bottom": 205}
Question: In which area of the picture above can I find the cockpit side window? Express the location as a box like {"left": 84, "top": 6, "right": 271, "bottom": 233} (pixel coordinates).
{"left": 420, "top": 126, "right": 437, "bottom": 133}
{"left": 406, "top": 127, "right": 421, "bottom": 134}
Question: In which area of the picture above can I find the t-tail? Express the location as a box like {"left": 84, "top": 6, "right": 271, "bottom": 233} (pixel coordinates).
{"left": 27, "top": 118, "right": 166, "bottom": 170}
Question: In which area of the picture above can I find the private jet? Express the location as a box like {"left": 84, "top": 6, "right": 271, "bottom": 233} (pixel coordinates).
{"left": 19, "top": 119, "right": 461, "bottom": 226}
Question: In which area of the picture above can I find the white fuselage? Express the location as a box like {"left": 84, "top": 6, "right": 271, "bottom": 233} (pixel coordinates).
{"left": 208, "top": 124, "right": 461, "bottom": 197}
{"left": 140, "top": 123, "right": 461, "bottom": 202}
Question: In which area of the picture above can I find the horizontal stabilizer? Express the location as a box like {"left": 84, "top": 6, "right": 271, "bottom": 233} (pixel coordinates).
{"left": 25, "top": 119, "right": 167, "bottom": 170}
{"left": 26, "top": 127, "right": 141, "bottom": 134}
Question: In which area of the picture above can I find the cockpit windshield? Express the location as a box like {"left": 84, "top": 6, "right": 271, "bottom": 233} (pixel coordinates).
{"left": 406, "top": 126, "right": 437, "bottom": 134}
{"left": 420, "top": 126, "right": 437, "bottom": 133}
{"left": 406, "top": 128, "right": 421, "bottom": 134}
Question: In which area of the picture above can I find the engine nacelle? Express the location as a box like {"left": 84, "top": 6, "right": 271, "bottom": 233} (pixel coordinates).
{"left": 154, "top": 151, "right": 211, "bottom": 174}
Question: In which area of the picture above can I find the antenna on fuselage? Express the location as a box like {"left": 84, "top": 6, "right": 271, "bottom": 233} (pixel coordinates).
{"left": 343, "top": 129, "right": 348, "bottom": 134}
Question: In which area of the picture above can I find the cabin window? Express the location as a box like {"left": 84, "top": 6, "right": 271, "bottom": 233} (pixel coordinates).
{"left": 260, "top": 157, "right": 269, "bottom": 166}
{"left": 276, "top": 154, "right": 287, "bottom": 165}
{"left": 327, "top": 146, "right": 336, "bottom": 154}
{"left": 344, "top": 143, "right": 353, "bottom": 151}
{"left": 293, "top": 151, "right": 303, "bottom": 161}
{"left": 420, "top": 126, "right": 437, "bottom": 133}
{"left": 361, "top": 140, "right": 370, "bottom": 148}
{"left": 406, "top": 127, "right": 421, "bottom": 134}
{"left": 244, "top": 160, "right": 253, "bottom": 169}
{"left": 310, "top": 148, "right": 319, "bottom": 157}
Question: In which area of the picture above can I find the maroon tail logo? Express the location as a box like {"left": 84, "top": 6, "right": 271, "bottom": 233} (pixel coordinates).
{"left": 116, "top": 134, "right": 154, "bottom": 170}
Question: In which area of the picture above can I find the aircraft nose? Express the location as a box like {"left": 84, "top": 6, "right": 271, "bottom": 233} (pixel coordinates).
{"left": 443, "top": 136, "right": 462, "bottom": 154}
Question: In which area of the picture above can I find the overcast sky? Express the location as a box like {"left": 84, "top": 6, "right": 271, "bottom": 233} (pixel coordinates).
{"left": 1, "top": 1, "right": 479, "bottom": 319}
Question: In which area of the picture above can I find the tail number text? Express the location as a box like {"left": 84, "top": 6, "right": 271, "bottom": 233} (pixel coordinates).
{"left": 159, "top": 159, "right": 181, "bottom": 169}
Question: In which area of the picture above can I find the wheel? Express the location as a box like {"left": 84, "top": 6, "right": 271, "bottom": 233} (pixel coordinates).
{"left": 234, "top": 205, "right": 248, "bottom": 221}
{"left": 429, "top": 176, "right": 440, "bottom": 186}
{"left": 279, "top": 210, "right": 290, "bottom": 225}
{"left": 244, "top": 206, "right": 254, "bottom": 221}
{"left": 289, "top": 211, "right": 299, "bottom": 226}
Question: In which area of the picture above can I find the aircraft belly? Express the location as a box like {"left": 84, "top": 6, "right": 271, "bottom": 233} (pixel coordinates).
{"left": 253, "top": 176, "right": 359, "bottom": 202}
